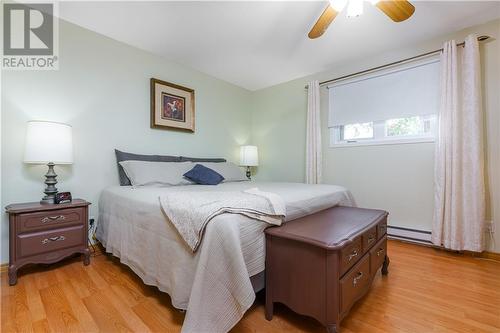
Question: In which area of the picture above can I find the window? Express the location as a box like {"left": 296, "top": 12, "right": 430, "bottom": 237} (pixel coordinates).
{"left": 385, "top": 116, "right": 432, "bottom": 137}
{"left": 341, "top": 122, "right": 373, "bottom": 141}
{"left": 332, "top": 115, "right": 436, "bottom": 146}
{"left": 328, "top": 58, "right": 440, "bottom": 147}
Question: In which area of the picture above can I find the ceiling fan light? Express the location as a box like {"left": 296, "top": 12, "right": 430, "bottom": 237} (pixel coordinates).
{"left": 347, "top": 0, "right": 364, "bottom": 17}
{"left": 329, "top": 0, "right": 348, "bottom": 12}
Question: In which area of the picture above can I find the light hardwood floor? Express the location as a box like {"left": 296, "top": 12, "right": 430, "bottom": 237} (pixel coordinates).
{"left": 2, "top": 240, "right": 499, "bottom": 333}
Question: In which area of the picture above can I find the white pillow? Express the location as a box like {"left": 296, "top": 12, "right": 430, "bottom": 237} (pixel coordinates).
{"left": 119, "top": 161, "right": 194, "bottom": 186}
{"left": 199, "top": 162, "right": 248, "bottom": 182}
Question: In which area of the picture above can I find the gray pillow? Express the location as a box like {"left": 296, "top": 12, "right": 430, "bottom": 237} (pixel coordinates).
{"left": 180, "top": 156, "right": 226, "bottom": 163}
{"left": 119, "top": 161, "right": 194, "bottom": 187}
{"left": 115, "top": 149, "right": 181, "bottom": 186}
{"left": 199, "top": 162, "right": 248, "bottom": 182}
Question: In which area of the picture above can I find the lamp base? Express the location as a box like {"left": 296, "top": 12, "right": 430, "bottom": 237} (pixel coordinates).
{"left": 40, "top": 198, "right": 55, "bottom": 205}
{"left": 246, "top": 166, "right": 251, "bottom": 180}
{"left": 40, "top": 162, "right": 58, "bottom": 205}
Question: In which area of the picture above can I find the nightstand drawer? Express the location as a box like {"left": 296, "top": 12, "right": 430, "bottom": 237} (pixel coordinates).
{"left": 18, "top": 207, "right": 85, "bottom": 233}
{"left": 17, "top": 225, "right": 85, "bottom": 258}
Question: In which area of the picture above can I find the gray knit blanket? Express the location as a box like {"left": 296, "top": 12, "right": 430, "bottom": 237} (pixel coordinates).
{"left": 159, "top": 188, "right": 286, "bottom": 252}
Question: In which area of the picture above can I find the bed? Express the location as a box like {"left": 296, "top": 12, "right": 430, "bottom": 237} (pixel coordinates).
{"left": 97, "top": 181, "right": 355, "bottom": 332}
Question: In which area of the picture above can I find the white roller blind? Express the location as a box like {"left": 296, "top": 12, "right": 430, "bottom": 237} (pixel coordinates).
{"left": 328, "top": 59, "right": 440, "bottom": 127}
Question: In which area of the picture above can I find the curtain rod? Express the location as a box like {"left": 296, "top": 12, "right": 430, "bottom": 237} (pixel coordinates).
{"left": 305, "top": 35, "right": 490, "bottom": 89}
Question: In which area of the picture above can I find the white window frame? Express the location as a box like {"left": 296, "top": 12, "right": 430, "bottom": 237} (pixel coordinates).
{"left": 330, "top": 115, "right": 437, "bottom": 148}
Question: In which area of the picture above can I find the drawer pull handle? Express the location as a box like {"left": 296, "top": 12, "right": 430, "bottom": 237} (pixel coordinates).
{"left": 368, "top": 235, "right": 375, "bottom": 244}
{"left": 41, "top": 215, "right": 66, "bottom": 223}
{"left": 377, "top": 248, "right": 384, "bottom": 256}
{"left": 353, "top": 272, "right": 364, "bottom": 286}
{"left": 41, "top": 236, "right": 66, "bottom": 244}
{"left": 347, "top": 249, "right": 359, "bottom": 262}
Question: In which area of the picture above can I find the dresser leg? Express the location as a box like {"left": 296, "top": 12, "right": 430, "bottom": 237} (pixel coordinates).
{"left": 265, "top": 301, "right": 273, "bottom": 321}
{"left": 382, "top": 255, "right": 390, "bottom": 275}
{"left": 83, "top": 248, "right": 90, "bottom": 266}
{"left": 8, "top": 265, "right": 17, "bottom": 286}
{"left": 326, "top": 324, "right": 338, "bottom": 333}
{"left": 265, "top": 291, "right": 273, "bottom": 321}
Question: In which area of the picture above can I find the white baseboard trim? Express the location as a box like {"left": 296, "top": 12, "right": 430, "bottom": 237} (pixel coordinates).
{"left": 387, "top": 225, "right": 433, "bottom": 245}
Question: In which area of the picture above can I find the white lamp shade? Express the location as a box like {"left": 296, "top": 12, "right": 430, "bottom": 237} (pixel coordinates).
{"left": 240, "top": 145, "right": 259, "bottom": 166}
{"left": 24, "top": 121, "right": 73, "bottom": 164}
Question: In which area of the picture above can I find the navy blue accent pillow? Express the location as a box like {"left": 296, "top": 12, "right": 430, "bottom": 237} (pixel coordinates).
{"left": 183, "top": 164, "right": 224, "bottom": 185}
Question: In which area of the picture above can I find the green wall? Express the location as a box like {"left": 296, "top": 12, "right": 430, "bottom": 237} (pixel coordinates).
{"left": 251, "top": 19, "right": 500, "bottom": 252}
{"left": 1, "top": 20, "right": 253, "bottom": 263}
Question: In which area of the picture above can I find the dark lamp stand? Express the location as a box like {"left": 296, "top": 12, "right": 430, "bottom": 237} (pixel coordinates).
{"left": 41, "top": 162, "right": 58, "bottom": 204}
{"left": 245, "top": 166, "right": 252, "bottom": 179}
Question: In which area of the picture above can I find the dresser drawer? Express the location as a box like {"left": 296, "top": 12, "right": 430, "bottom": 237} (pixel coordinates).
{"left": 362, "top": 226, "right": 377, "bottom": 252}
{"left": 340, "top": 254, "right": 370, "bottom": 314}
{"left": 16, "top": 225, "right": 85, "bottom": 258}
{"left": 340, "top": 237, "right": 362, "bottom": 276}
{"left": 18, "top": 208, "right": 85, "bottom": 233}
{"left": 370, "top": 237, "right": 387, "bottom": 274}
{"left": 377, "top": 218, "right": 387, "bottom": 240}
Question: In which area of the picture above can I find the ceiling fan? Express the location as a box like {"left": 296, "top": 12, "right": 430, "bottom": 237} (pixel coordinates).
{"left": 308, "top": 0, "right": 415, "bottom": 39}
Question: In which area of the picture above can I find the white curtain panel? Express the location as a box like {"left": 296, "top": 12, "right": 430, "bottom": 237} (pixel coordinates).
{"left": 306, "top": 80, "right": 322, "bottom": 184}
{"left": 432, "top": 34, "right": 485, "bottom": 252}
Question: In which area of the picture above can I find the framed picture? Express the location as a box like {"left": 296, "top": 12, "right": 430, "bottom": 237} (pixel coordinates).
{"left": 150, "top": 78, "right": 195, "bottom": 132}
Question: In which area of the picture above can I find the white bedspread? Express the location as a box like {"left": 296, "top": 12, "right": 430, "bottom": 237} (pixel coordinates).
{"left": 97, "top": 182, "right": 355, "bottom": 332}
{"left": 160, "top": 188, "right": 285, "bottom": 252}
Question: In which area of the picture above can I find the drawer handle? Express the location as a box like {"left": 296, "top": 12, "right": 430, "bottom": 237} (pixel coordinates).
{"left": 377, "top": 248, "right": 384, "bottom": 257}
{"left": 347, "top": 249, "right": 359, "bottom": 262}
{"left": 367, "top": 235, "right": 375, "bottom": 245}
{"left": 353, "top": 272, "right": 364, "bottom": 286}
{"left": 41, "top": 236, "right": 66, "bottom": 244}
{"left": 41, "top": 215, "right": 66, "bottom": 223}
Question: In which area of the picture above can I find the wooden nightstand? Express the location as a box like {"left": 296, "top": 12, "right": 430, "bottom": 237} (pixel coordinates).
{"left": 5, "top": 199, "right": 91, "bottom": 286}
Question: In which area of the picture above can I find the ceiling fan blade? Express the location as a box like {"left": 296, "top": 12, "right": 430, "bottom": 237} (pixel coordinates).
{"left": 308, "top": 5, "right": 338, "bottom": 39}
{"left": 376, "top": 0, "right": 415, "bottom": 22}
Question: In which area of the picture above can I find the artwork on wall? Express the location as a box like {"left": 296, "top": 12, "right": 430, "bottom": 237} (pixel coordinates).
{"left": 150, "top": 78, "right": 195, "bottom": 132}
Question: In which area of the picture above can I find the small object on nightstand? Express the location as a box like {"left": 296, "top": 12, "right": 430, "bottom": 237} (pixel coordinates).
{"left": 55, "top": 192, "right": 72, "bottom": 204}
{"left": 5, "top": 199, "right": 91, "bottom": 286}
{"left": 240, "top": 145, "right": 259, "bottom": 179}
{"left": 24, "top": 121, "right": 73, "bottom": 204}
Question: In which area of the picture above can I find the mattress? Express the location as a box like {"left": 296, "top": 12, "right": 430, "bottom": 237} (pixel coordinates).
{"left": 97, "top": 181, "right": 355, "bottom": 332}
{"left": 100, "top": 181, "right": 354, "bottom": 222}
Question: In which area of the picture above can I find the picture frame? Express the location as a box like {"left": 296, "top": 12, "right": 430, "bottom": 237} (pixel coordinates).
{"left": 150, "top": 78, "right": 195, "bottom": 132}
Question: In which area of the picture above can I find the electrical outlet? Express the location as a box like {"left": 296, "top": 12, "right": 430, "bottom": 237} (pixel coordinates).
{"left": 89, "top": 217, "right": 95, "bottom": 227}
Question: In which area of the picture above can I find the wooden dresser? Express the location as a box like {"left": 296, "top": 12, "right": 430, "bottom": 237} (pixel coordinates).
{"left": 265, "top": 206, "right": 389, "bottom": 333}
{"left": 5, "top": 199, "right": 91, "bottom": 286}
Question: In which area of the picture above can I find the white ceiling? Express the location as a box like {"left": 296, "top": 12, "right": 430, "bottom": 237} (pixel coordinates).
{"left": 59, "top": 1, "right": 500, "bottom": 91}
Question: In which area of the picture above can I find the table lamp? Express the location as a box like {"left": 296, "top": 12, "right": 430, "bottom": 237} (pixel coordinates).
{"left": 24, "top": 121, "right": 73, "bottom": 204}
{"left": 240, "top": 145, "right": 258, "bottom": 179}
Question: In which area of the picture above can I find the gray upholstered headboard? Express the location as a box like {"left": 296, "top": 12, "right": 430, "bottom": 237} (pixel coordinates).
{"left": 179, "top": 156, "right": 226, "bottom": 163}
{"left": 115, "top": 149, "right": 226, "bottom": 186}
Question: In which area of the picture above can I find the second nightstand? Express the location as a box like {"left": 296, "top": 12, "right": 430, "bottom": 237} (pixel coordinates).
{"left": 5, "top": 199, "right": 91, "bottom": 286}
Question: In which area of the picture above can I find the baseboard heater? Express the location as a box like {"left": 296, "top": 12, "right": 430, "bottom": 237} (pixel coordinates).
{"left": 387, "top": 225, "right": 432, "bottom": 245}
